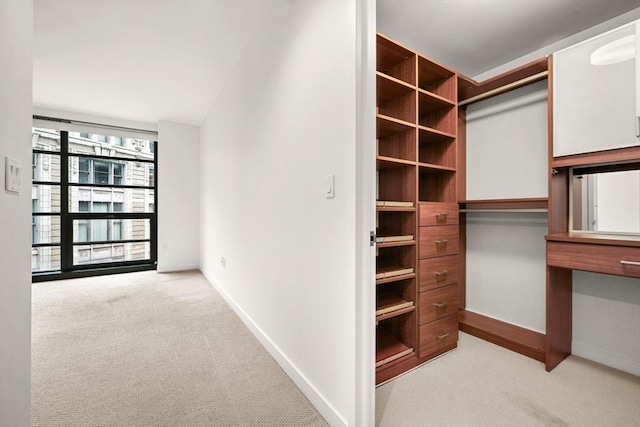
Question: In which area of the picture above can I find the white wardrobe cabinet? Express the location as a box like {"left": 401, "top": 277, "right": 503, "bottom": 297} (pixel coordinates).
{"left": 553, "top": 20, "right": 639, "bottom": 157}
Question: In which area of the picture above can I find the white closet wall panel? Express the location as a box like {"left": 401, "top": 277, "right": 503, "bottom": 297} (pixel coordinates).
{"left": 466, "top": 80, "right": 548, "bottom": 200}
{"left": 465, "top": 212, "right": 547, "bottom": 333}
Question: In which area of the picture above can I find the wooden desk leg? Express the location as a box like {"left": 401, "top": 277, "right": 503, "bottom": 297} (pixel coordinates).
{"left": 545, "top": 266, "right": 572, "bottom": 371}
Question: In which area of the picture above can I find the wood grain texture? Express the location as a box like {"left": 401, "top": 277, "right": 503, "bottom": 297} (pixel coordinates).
{"left": 552, "top": 146, "right": 640, "bottom": 168}
{"left": 418, "top": 255, "right": 459, "bottom": 292}
{"left": 545, "top": 267, "right": 572, "bottom": 371}
{"left": 376, "top": 34, "right": 416, "bottom": 86}
{"left": 459, "top": 310, "right": 546, "bottom": 362}
{"left": 457, "top": 57, "right": 549, "bottom": 102}
{"left": 419, "top": 313, "right": 459, "bottom": 359}
{"left": 460, "top": 198, "right": 548, "bottom": 210}
{"left": 547, "top": 241, "right": 640, "bottom": 278}
{"left": 419, "top": 284, "right": 459, "bottom": 324}
{"left": 418, "top": 202, "right": 459, "bottom": 226}
{"left": 419, "top": 226, "right": 459, "bottom": 259}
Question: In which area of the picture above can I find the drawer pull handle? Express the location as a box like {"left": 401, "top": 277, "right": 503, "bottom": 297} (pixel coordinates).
{"left": 435, "top": 270, "right": 448, "bottom": 280}
{"left": 435, "top": 332, "right": 449, "bottom": 340}
{"left": 620, "top": 260, "right": 640, "bottom": 266}
{"left": 435, "top": 213, "right": 449, "bottom": 222}
{"left": 433, "top": 300, "right": 448, "bottom": 309}
{"left": 435, "top": 239, "right": 448, "bottom": 246}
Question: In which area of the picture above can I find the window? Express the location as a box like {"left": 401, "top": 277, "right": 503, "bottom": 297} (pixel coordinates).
{"left": 32, "top": 124, "right": 157, "bottom": 279}
{"left": 78, "top": 158, "right": 124, "bottom": 185}
{"left": 32, "top": 200, "right": 38, "bottom": 244}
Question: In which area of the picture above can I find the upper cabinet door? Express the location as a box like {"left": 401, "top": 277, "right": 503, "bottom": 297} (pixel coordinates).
{"left": 553, "top": 20, "right": 639, "bottom": 157}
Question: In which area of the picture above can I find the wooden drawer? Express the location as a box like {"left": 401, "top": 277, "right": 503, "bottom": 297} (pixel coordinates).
{"left": 419, "top": 255, "right": 459, "bottom": 291}
{"left": 419, "top": 313, "right": 458, "bottom": 359}
{"left": 419, "top": 284, "right": 459, "bottom": 325}
{"left": 419, "top": 202, "right": 459, "bottom": 227}
{"left": 419, "top": 226, "right": 459, "bottom": 259}
{"left": 547, "top": 241, "right": 640, "bottom": 278}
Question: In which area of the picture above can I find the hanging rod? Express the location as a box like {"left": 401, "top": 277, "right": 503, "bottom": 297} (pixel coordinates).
{"left": 33, "top": 115, "right": 158, "bottom": 136}
{"left": 460, "top": 208, "right": 548, "bottom": 213}
{"left": 458, "top": 71, "right": 549, "bottom": 107}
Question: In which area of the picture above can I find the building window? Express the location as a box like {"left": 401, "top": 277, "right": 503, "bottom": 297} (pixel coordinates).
{"left": 78, "top": 158, "right": 125, "bottom": 185}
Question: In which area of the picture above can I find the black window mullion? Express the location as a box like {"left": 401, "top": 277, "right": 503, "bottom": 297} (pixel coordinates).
{"left": 60, "top": 131, "right": 73, "bottom": 271}
{"left": 151, "top": 140, "right": 158, "bottom": 264}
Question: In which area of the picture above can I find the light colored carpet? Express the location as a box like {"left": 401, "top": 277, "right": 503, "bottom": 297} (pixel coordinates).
{"left": 377, "top": 332, "right": 640, "bottom": 427}
{"left": 31, "top": 270, "right": 328, "bottom": 427}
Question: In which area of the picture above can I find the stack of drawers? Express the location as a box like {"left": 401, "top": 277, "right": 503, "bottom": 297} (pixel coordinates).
{"left": 418, "top": 202, "right": 460, "bottom": 359}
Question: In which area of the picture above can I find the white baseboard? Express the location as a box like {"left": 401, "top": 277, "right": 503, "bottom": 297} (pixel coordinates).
{"left": 572, "top": 341, "right": 640, "bottom": 376}
{"left": 200, "top": 268, "right": 347, "bottom": 427}
{"left": 156, "top": 264, "right": 200, "bottom": 273}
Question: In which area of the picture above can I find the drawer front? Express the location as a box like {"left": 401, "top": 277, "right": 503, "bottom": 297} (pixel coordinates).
{"left": 419, "top": 255, "right": 459, "bottom": 291}
{"left": 547, "top": 241, "right": 640, "bottom": 278}
{"left": 419, "top": 202, "right": 459, "bottom": 227}
{"left": 419, "top": 284, "right": 459, "bottom": 324}
{"left": 419, "top": 226, "right": 459, "bottom": 259}
{"left": 419, "top": 314, "right": 459, "bottom": 359}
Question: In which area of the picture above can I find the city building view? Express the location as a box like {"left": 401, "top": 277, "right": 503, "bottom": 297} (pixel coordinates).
{"left": 31, "top": 127, "right": 156, "bottom": 273}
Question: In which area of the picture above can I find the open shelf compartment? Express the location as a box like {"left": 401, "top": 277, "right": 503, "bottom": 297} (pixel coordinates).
{"left": 377, "top": 73, "right": 417, "bottom": 124}
{"left": 418, "top": 55, "right": 456, "bottom": 102}
{"left": 377, "top": 34, "right": 416, "bottom": 86}
{"left": 377, "top": 116, "right": 417, "bottom": 162}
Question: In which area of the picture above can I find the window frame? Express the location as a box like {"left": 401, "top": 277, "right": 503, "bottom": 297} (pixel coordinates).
{"left": 32, "top": 127, "right": 158, "bottom": 282}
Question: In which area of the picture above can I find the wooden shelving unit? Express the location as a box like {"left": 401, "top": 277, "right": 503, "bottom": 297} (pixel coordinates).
{"left": 375, "top": 33, "right": 459, "bottom": 384}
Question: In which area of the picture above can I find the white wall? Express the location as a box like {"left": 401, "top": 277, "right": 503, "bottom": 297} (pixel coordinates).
{"left": 199, "top": 1, "right": 359, "bottom": 425}
{"left": 465, "top": 213, "right": 547, "bottom": 333}
{"left": 0, "top": 1, "right": 33, "bottom": 425}
{"left": 465, "top": 80, "right": 548, "bottom": 200}
{"left": 157, "top": 121, "right": 200, "bottom": 272}
{"left": 573, "top": 272, "right": 640, "bottom": 375}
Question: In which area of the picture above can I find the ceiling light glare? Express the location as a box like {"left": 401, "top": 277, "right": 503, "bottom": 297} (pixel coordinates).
{"left": 590, "top": 34, "right": 636, "bottom": 66}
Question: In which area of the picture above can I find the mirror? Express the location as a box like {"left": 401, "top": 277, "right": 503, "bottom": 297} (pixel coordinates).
{"left": 570, "top": 163, "right": 640, "bottom": 235}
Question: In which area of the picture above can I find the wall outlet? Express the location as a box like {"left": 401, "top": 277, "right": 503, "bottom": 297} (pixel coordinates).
{"left": 221, "top": 257, "right": 226, "bottom": 268}
{"left": 5, "top": 156, "right": 21, "bottom": 193}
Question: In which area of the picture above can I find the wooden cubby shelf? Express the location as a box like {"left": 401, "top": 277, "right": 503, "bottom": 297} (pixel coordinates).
{"left": 377, "top": 73, "right": 417, "bottom": 124}
{"left": 376, "top": 327, "right": 414, "bottom": 368}
{"left": 377, "top": 34, "right": 416, "bottom": 86}
{"left": 376, "top": 240, "right": 416, "bottom": 249}
{"left": 376, "top": 290, "right": 415, "bottom": 321}
{"left": 418, "top": 125, "right": 455, "bottom": 142}
{"left": 376, "top": 272, "right": 416, "bottom": 286}
{"left": 375, "top": 33, "right": 457, "bottom": 384}
{"left": 417, "top": 55, "right": 456, "bottom": 101}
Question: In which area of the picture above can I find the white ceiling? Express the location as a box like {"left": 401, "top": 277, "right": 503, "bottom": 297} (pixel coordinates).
{"left": 33, "top": 0, "right": 274, "bottom": 126}
{"left": 377, "top": 0, "right": 639, "bottom": 78}
{"left": 34, "top": 0, "right": 639, "bottom": 126}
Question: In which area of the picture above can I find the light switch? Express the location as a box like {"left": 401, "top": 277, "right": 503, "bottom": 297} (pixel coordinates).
{"left": 326, "top": 174, "right": 335, "bottom": 199}
{"left": 5, "top": 156, "right": 21, "bottom": 193}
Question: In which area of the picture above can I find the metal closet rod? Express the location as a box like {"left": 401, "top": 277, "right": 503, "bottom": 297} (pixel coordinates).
{"left": 458, "top": 71, "right": 549, "bottom": 107}
{"left": 33, "top": 115, "right": 158, "bottom": 136}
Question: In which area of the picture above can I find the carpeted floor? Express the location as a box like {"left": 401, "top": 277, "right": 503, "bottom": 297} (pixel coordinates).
{"left": 31, "top": 270, "right": 328, "bottom": 427}
{"left": 376, "top": 332, "right": 640, "bottom": 427}
{"left": 32, "top": 270, "right": 640, "bottom": 427}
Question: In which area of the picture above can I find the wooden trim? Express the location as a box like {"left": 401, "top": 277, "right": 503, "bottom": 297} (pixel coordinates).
{"left": 375, "top": 352, "right": 420, "bottom": 384}
{"left": 460, "top": 198, "right": 548, "bottom": 210}
{"left": 458, "top": 214, "right": 466, "bottom": 310}
{"left": 552, "top": 146, "right": 640, "bottom": 168}
{"left": 545, "top": 267, "right": 572, "bottom": 371}
{"left": 545, "top": 232, "right": 640, "bottom": 247}
{"left": 458, "top": 310, "right": 546, "bottom": 362}
{"left": 458, "top": 57, "right": 549, "bottom": 103}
